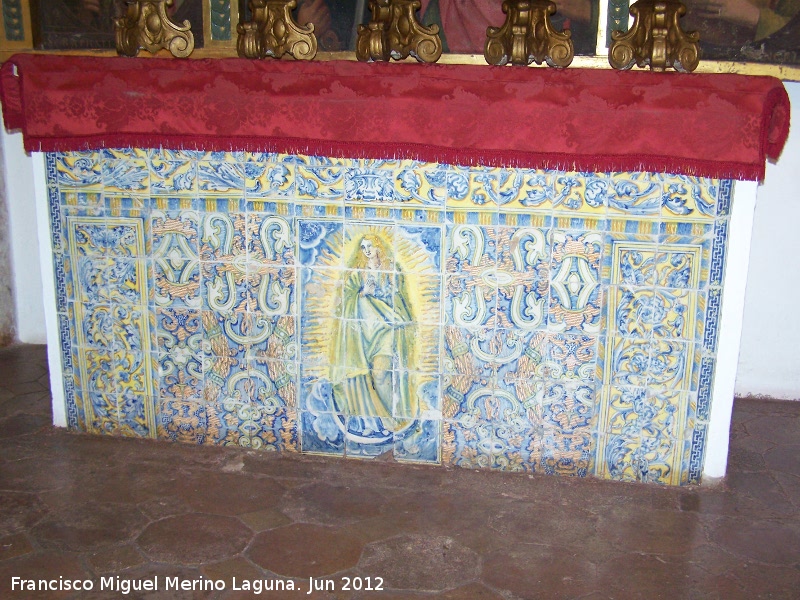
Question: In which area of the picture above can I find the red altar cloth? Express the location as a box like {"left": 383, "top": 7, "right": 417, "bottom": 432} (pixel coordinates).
{"left": 0, "top": 54, "right": 790, "bottom": 181}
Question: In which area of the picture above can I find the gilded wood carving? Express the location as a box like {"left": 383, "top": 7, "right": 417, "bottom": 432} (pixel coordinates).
{"left": 236, "top": 0, "right": 317, "bottom": 59}
{"left": 484, "top": 0, "right": 574, "bottom": 67}
{"left": 356, "top": 0, "right": 442, "bottom": 63}
{"left": 608, "top": 0, "right": 700, "bottom": 72}
{"left": 115, "top": 0, "right": 195, "bottom": 57}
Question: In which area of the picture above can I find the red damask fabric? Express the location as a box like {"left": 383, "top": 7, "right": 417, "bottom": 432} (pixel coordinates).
{"left": 0, "top": 54, "right": 790, "bottom": 181}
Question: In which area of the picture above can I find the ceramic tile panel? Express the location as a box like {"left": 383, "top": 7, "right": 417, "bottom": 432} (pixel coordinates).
{"left": 47, "top": 150, "right": 732, "bottom": 485}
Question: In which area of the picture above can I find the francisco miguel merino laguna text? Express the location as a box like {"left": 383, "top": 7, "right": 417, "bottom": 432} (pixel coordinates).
{"left": 11, "top": 575, "right": 385, "bottom": 594}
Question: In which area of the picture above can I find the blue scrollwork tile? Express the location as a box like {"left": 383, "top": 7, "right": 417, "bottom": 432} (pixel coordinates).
{"left": 296, "top": 165, "right": 346, "bottom": 202}
{"left": 605, "top": 175, "right": 662, "bottom": 217}
{"left": 200, "top": 212, "right": 247, "bottom": 263}
{"left": 445, "top": 276, "right": 496, "bottom": 329}
{"left": 151, "top": 209, "right": 200, "bottom": 257}
{"left": 150, "top": 157, "right": 197, "bottom": 195}
{"left": 103, "top": 158, "right": 149, "bottom": 194}
{"left": 544, "top": 333, "right": 597, "bottom": 381}
{"left": 114, "top": 348, "right": 153, "bottom": 399}
{"left": 248, "top": 266, "right": 296, "bottom": 316}
{"left": 198, "top": 161, "right": 245, "bottom": 193}
{"left": 605, "top": 336, "right": 652, "bottom": 388}
{"left": 157, "top": 349, "right": 203, "bottom": 400}
{"left": 549, "top": 231, "right": 603, "bottom": 334}
{"left": 105, "top": 258, "right": 147, "bottom": 305}
{"left": 118, "top": 391, "right": 153, "bottom": 438}
{"left": 74, "top": 257, "right": 111, "bottom": 304}
{"left": 609, "top": 286, "right": 655, "bottom": 338}
{"left": 202, "top": 310, "right": 258, "bottom": 361}
{"left": 542, "top": 380, "right": 596, "bottom": 432}
{"left": 247, "top": 404, "right": 299, "bottom": 452}
{"left": 654, "top": 249, "right": 698, "bottom": 289}
{"left": 245, "top": 158, "right": 295, "bottom": 199}
{"left": 103, "top": 220, "right": 147, "bottom": 257}
{"left": 247, "top": 213, "right": 294, "bottom": 264}
{"left": 248, "top": 357, "right": 297, "bottom": 409}
{"left": 605, "top": 241, "right": 657, "bottom": 286}
{"left": 69, "top": 217, "right": 110, "bottom": 257}
{"left": 659, "top": 175, "right": 720, "bottom": 219}
{"left": 650, "top": 288, "right": 693, "bottom": 340}
{"left": 112, "top": 303, "right": 148, "bottom": 353}
{"left": 248, "top": 314, "right": 298, "bottom": 364}
{"left": 205, "top": 399, "right": 249, "bottom": 447}
{"left": 82, "top": 347, "right": 116, "bottom": 394}
{"left": 152, "top": 256, "right": 201, "bottom": 309}
{"left": 597, "top": 431, "right": 681, "bottom": 485}
{"left": 55, "top": 152, "right": 103, "bottom": 189}
{"left": 75, "top": 302, "right": 114, "bottom": 350}
{"left": 201, "top": 262, "right": 249, "bottom": 313}
{"left": 494, "top": 227, "right": 550, "bottom": 331}
{"left": 85, "top": 390, "right": 120, "bottom": 435}
{"left": 648, "top": 339, "right": 693, "bottom": 391}
{"left": 602, "top": 384, "right": 686, "bottom": 440}
{"left": 442, "top": 420, "right": 494, "bottom": 469}
{"left": 158, "top": 398, "right": 207, "bottom": 444}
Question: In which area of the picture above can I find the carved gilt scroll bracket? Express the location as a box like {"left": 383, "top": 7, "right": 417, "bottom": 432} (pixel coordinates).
{"left": 484, "top": 0, "right": 574, "bottom": 67}
{"left": 356, "top": 0, "right": 443, "bottom": 63}
{"left": 115, "top": 0, "right": 195, "bottom": 58}
{"left": 237, "top": 0, "right": 317, "bottom": 60}
{"left": 608, "top": 0, "right": 700, "bottom": 72}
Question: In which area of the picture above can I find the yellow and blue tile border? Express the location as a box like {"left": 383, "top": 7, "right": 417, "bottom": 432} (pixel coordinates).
{"left": 46, "top": 150, "right": 732, "bottom": 485}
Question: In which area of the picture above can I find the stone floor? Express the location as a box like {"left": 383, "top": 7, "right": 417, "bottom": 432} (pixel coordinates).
{"left": 0, "top": 345, "right": 799, "bottom": 599}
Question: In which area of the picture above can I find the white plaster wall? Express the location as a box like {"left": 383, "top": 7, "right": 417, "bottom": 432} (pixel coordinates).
{"left": 0, "top": 128, "right": 45, "bottom": 344}
{"left": 0, "top": 127, "right": 15, "bottom": 346}
{"left": 734, "top": 81, "right": 800, "bottom": 401}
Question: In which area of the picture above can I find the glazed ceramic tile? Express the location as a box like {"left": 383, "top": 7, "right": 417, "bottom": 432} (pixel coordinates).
{"left": 55, "top": 152, "right": 103, "bottom": 190}
{"left": 245, "top": 158, "right": 295, "bottom": 199}
{"left": 150, "top": 157, "right": 197, "bottom": 195}
{"left": 198, "top": 161, "right": 245, "bottom": 193}
{"left": 548, "top": 230, "right": 603, "bottom": 334}
{"left": 47, "top": 150, "right": 732, "bottom": 485}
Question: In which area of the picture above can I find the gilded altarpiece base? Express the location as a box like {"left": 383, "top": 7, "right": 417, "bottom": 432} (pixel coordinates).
{"left": 47, "top": 150, "right": 730, "bottom": 486}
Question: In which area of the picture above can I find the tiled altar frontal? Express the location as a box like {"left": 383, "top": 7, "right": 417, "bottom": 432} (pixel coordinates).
{"left": 46, "top": 150, "right": 731, "bottom": 486}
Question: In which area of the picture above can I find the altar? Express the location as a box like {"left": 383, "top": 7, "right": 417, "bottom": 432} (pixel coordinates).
{"left": 0, "top": 54, "right": 789, "bottom": 485}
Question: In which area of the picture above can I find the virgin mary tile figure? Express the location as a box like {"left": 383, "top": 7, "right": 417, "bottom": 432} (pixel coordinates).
{"left": 330, "top": 234, "right": 417, "bottom": 440}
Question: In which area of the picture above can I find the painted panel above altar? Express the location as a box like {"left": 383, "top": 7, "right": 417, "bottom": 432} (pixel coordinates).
{"left": 47, "top": 149, "right": 729, "bottom": 485}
